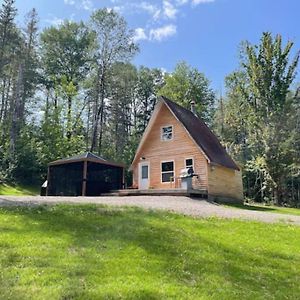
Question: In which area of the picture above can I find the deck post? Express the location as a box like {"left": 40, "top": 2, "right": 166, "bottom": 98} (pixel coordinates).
{"left": 46, "top": 166, "right": 50, "bottom": 196}
{"left": 122, "top": 167, "right": 125, "bottom": 189}
{"left": 82, "top": 160, "right": 88, "bottom": 196}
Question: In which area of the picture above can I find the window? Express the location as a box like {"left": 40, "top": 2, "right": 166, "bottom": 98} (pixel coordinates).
{"left": 185, "top": 158, "right": 194, "bottom": 169}
{"left": 141, "top": 165, "right": 148, "bottom": 179}
{"left": 161, "top": 126, "right": 173, "bottom": 141}
{"left": 161, "top": 161, "right": 174, "bottom": 182}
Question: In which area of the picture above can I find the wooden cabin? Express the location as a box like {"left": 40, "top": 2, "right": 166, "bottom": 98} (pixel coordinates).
{"left": 130, "top": 96, "right": 243, "bottom": 203}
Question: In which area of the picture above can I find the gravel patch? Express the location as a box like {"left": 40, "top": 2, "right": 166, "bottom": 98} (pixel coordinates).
{"left": 0, "top": 195, "right": 300, "bottom": 225}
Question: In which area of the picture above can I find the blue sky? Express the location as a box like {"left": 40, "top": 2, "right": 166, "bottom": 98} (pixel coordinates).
{"left": 14, "top": 0, "right": 300, "bottom": 91}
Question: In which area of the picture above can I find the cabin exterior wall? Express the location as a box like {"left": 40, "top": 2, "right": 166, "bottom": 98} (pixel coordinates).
{"left": 207, "top": 165, "right": 243, "bottom": 203}
{"left": 132, "top": 103, "right": 208, "bottom": 190}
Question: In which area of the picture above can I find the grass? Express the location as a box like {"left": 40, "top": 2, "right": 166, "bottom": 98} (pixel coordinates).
{"left": 0, "top": 204, "right": 299, "bottom": 299}
{"left": 0, "top": 183, "right": 39, "bottom": 196}
{"left": 224, "top": 203, "right": 300, "bottom": 217}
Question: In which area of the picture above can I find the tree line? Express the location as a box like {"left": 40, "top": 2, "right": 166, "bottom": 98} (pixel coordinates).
{"left": 0, "top": 0, "right": 299, "bottom": 205}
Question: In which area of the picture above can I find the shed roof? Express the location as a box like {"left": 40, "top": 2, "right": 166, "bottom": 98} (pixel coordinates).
{"left": 161, "top": 96, "right": 239, "bottom": 170}
{"left": 48, "top": 152, "right": 125, "bottom": 168}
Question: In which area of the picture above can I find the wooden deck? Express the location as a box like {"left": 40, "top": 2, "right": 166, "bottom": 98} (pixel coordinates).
{"left": 102, "top": 189, "right": 208, "bottom": 198}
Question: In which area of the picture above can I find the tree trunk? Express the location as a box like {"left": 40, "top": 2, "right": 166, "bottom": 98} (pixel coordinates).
{"left": 45, "top": 89, "right": 50, "bottom": 120}
{"left": 10, "top": 63, "right": 24, "bottom": 156}
{"left": 0, "top": 78, "right": 7, "bottom": 123}
{"left": 66, "top": 94, "right": 72, "bottom": 140}
{"left": 90, "top": 66, "right": 106, "bottom": 153}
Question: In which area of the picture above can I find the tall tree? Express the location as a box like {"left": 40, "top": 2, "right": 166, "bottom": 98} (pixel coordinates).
{"left": 135, "top": 67, "right": 164, "bottom": 135}
{"left": 9, "top": 8, "right": 39, "bottom": 162}
{"left": 0, "top": 0, "right": 17, "bottom": 75}
{"left": 215, "top": 33, "right": 300, "bottom": 205}
{"left": 103, "top": 62, "right": 137, "bottom": 162}
{"left": 40, "top": 21, "right": 94, "bottom": 139}
{"left": 89, "top": 8, "right": 138, "bottom": 153}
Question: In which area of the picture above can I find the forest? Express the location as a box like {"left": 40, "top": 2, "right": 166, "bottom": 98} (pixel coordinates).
{"left": 0, "top": 0, "right": 299, "bottom": 205}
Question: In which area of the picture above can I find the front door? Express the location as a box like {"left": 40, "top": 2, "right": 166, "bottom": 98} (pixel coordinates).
{"left": 139, "top": 162, "right": 149, "bottom": 190}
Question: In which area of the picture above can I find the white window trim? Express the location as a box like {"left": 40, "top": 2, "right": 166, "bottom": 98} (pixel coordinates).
{"left": 161, "top": 160, "right": 175, "bottom": 184}
{"left": 185, "top": 157, "right": 194, "bottom": 170}
{"left": 160, "top": 125, "right": 174, "bottom": 141}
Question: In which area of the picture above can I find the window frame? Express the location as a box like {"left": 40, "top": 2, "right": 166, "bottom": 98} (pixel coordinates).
{"left": 161, "top": 125, "right": 174, "bottom": 141}
{"left": 141, "top": 164, "right": 149, "bottom": 179}
{"left": 161, "top": 160, "right": 175, "bottom": 183}
{"left": 138, "top": 161, "right": 150, "bottom": 190}
{"left": 185, "top": 158, "right": 194, "bottom": 170}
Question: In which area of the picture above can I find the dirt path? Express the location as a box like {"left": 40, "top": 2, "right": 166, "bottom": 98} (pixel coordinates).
{"left": 0, "top": 195, "right": 299, "bottom": 225}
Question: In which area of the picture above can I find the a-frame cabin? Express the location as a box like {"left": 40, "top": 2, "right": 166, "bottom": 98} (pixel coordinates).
{"left": 130, "top": 96, "right": 243, "bottom": 203}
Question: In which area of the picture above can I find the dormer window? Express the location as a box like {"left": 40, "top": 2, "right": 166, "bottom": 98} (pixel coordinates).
{"left": 161, "top": 126, "right": 173, "bottom": 141}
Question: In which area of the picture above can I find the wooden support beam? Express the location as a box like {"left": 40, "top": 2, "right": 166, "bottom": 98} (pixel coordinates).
{"left": 46, "top": 166, "right": 50, "bottom": 196}
{"left": 122, "top": 167, "right": 125, "bottom": 189}
{"left": 82, "top": 160, "right": 88, "bottom": 196}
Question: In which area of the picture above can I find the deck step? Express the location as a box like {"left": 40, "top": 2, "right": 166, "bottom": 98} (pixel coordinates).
{"left": 102, "top": 189, "right": 208, "bottom": 198}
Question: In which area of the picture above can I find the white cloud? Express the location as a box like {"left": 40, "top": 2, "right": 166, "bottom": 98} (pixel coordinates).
{"left": 176, "top": 0, "right": 188, "bottom": 5}
{"left": 135, "top": 2, "right": 161, "bottom": 20}
{"left": 109, "top": 6, "right": 124, "bottom": 13}
{"left": 64, "top": 0, "right": 75, "bottom": 5}
{"left": 45, "top": 16, "right": 64, "bottom": 27}
{"left": 133, "top": 28, "right": 148, "bottom": 42}
{"left": 163, "top": 0, "right": 177, "bottom": 19}
{"left": 149, "top": 24, "right": 176, "bottom": 41}
{"left": 153, "top": 9, "right": 161, "bottom": 20}
{"left": 192, "top": 0, "right": 215, "bottom": 5}
{"left": 139, "top": 2, "right": 157, "bottom": 15}
{"left": 82, "top": 0, "right": 93, "bottom": 11}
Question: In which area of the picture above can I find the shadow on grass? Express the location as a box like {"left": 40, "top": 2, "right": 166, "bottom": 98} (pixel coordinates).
{"left": 224, "top": 202, "right": 278, "bottom": 212}
{"left": 0, "top": 204, "right": 299, "bottom": 299}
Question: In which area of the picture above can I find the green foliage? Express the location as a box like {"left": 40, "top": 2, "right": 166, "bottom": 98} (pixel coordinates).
{"left": 88, "top": 8, "right": 139, "bottom": 153}
{"left": 0, "top": 0, "right": 18, "bottom": 75}
{"left": 40, "top": 21, "right": 94, "bottom": 87}
{"left": 136, "top": 66, "right": 164, "bottom": 135}
{"left": 40, "top": 21, "right": 95, "bottom": 139}
{"left": 37, "top": 106, "right": 86, "bottom": 173}
{"left": 0, "top": 204, "right": 300, "bottom": 299}
{"left": 90, "top": 8, "right": 138, "bottom": 64}
{"left": 158, "top": 61, "right": 216, "bottom": 123}
{"left": 214, "top": 32, "right": 300, "bottom": 205}
{"left": 10, "top": 127, "right": 41, "bottom": 184}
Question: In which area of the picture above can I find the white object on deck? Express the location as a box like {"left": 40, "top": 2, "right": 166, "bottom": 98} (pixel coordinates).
{"left": 42, "top": 180, "right": 48, "bottom": 188}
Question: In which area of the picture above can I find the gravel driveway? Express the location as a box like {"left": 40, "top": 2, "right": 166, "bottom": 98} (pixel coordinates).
{"left": 0, "top": 195, "right": 299, "bottom": 225}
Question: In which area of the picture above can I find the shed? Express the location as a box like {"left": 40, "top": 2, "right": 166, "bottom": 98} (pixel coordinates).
{"left": 47, "top": 152, "right": 125, "bottom": 196}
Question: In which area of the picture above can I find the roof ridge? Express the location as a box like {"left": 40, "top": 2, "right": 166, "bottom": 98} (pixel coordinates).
{"left": 160, "top": 96, "right": 239, "bottom": 171}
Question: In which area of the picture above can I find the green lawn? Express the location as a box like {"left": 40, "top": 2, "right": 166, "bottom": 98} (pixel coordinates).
{"left": 224, "top": 203, "right": 300, "bottom": 217}
{"left": 0, "top": 183, "right": 39, "bottom": 196}
{"left": 0, "top": 205, "right": 299, "bottom": 299}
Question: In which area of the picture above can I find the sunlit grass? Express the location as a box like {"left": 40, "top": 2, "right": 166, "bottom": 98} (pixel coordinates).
{"left": 224, "top": 202, "right": 300, "bottom": 217}
{"left": 0, "top": 183, "right": 39, "bottom": 196}
{"left": 0, "top": 204, "right": 299, "bottom": 299}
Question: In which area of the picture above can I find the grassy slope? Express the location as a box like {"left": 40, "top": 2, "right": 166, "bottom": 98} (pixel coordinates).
{"left": 225, "top": 203, "right": 300, "bottom": 217}
{"left": 0, "top": 205, "right": 299, "bottom": 299}
{"left": 0, "top": 183, "right": 39, "bottom": 196}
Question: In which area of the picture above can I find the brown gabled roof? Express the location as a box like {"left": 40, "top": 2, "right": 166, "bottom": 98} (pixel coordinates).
{"left": 161, "top": 96, "right": 240, "bottom": 171}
